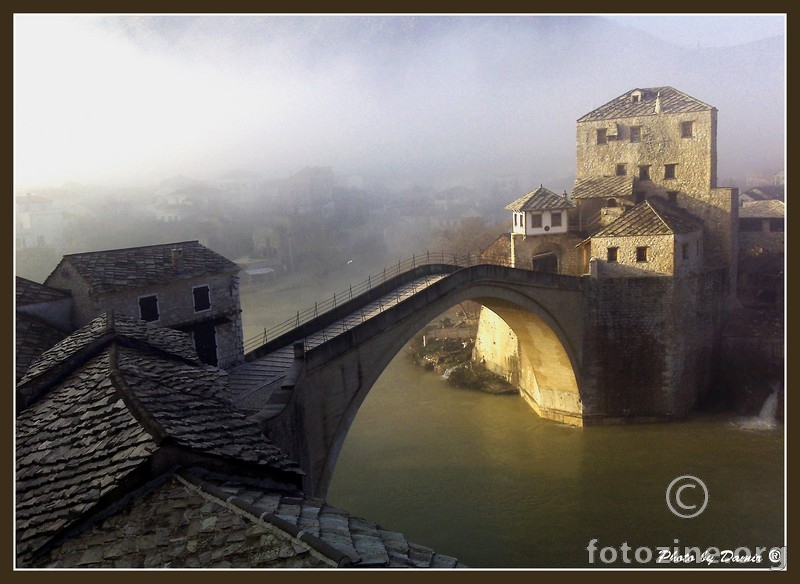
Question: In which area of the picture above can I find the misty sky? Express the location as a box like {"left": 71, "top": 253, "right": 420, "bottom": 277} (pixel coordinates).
{"left": 13, "top": 14, "right": 786, "bottom": 191}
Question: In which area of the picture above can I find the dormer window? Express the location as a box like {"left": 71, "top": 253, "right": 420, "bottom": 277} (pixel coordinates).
{"left": 630, "top": 90, "right": 643, "bottom": 103}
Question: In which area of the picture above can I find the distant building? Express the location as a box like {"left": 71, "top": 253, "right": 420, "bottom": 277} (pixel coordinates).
{"left": 738, "top": 199, "right": 785, "bottom": 256}
{"left": 43, "top": 240, "right": 244, "bottom": 368}
{"left": 15, "top": 193, "right": 69, "bottom": 250}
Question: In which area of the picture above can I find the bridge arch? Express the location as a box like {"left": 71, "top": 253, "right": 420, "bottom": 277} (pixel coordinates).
{"left": 266, "top": 267, "right": 585, "bottom": 497}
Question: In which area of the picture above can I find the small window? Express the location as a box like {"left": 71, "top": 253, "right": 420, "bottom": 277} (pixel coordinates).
{"left": 739, "top": 218, "right": 763, "bottom": 232}
{"left": 551, "top": 212, "right": 562, "bottom": 227}
{"left": 682, "top": 243, "right": 690, "bottom": 260}
{"left": 596, "top": 129, "right": 607, "bottom": 145}
{"left": 681, "top": 121, "right": 693, "bottom": 138}
{"left": 664, "top": 164, "right": 677, "bottom": 180}
{"left": 630, "top": 126, "right": 641, "bottom": 143}
{"left": 638, "top": 165, "right": 650, "bottom": 180}
{"left": 607, "top": 247, "right": 618, "bottom": 262}
{"left": 514, "top": 214, "right": 518, "bottom": 226}
{"left": 616, "top": 164, "right": 627, "bottom": 176}
{"left": 193, "top": 285, "right": 211, "bottom": 312}
{"left": 607, "top": 198, "right": 617, "bottom": 208}
{"left": 769, "top": 219, "right": 784, "bottom": 232}
{"left": 530, "top": 213, "right": 543, "bottom": 228}
{"left": 139, "top": 295, "right": 160, "bottom": 322}
{"left": 636, "top": 246, "right": 648, "bottom": 262}
{"left": 667, "top": 191, "right": 679, "bottom": 204}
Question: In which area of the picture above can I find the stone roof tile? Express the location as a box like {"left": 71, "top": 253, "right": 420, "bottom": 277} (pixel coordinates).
{"left": 591, "top": 199, "right": 703, "bottom": 238}
{"left": 572, "top": 176, "right": 634, "bottom": 199}
{"left": 739, "top": 199, "right": 785, "bottom": 219}
{"left": 15, "top": 313, "right": 69, "bottom": 381}
{"left": 504, "top": 186, "right": 575, "bottom": 212}
{"left": 577, "top": 86, "right": 713, "bottom": 122}
{"left": 47, "top": 240, "right": 239, "bottom": 294}
{"left": 16, "top": 276, "right": 71, "bottom": 305}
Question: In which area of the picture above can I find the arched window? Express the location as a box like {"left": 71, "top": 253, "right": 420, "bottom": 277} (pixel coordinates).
{"left": 607, "top": 198, "right": 617, "bottom": 208}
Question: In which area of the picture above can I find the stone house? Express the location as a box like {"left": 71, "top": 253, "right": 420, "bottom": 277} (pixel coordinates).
{"left": 578, "top": 198, "right": 704, "bottom": 277}
{"left": 505, "top": 86, "right": 738, "bottom": 285}
{"left": 42, "top": 240, "right": 244, "bottom": 369}
{"left": 15, "top": 312, "right": 465, "bottom": 568}
{"left": 738, "top": 199, "right": 785, "bottom": 255}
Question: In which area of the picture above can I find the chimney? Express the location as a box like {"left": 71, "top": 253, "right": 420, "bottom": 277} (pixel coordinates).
{"left": 171, "top": 246, "right": 184, "bottom": 270}
{"left": 654, "top": 91, "right": 662, "bottom": 114}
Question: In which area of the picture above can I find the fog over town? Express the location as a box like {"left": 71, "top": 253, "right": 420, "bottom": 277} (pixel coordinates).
{"left": 14, "top": 14, "right": 786, "bottom": 282}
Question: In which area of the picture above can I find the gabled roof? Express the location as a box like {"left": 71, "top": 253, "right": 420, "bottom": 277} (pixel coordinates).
{"left": 577, "top": 86, "right": 714, "bottom": 123}
{"left": 572, "top": 176, "right": 634, "bottom": 199}
{"left": 590, "top": 199, "right": 703, "bottom": 238}
{"left": 15, "top": 276, "right": 70, "bottom": 305}
{"left": 16, "top": 313, "right": 304, "bottom": 566}
{"left": 45, "top": 240, "right": 239, "bottom": 294}
{"left": 18, "top": 312, "right": 198, "bottom": 393}
{"left": 740, "top": 200, "right": 785, "bottom": 219}
{"left": 741, "top": 185, "right": 785, "bottom": 202}
{"left": 504, "top": 186, "right": 575, "bottom": 212}
{"left": 15, "top": 312, "right": 69, "bottom": 382}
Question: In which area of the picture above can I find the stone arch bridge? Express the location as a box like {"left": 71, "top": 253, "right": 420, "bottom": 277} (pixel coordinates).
{"left": 227, "top": 257, "right": 726, "bottom": 497}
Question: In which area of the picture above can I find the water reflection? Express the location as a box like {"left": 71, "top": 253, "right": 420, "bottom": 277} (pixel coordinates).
{"left": 326, "top": 350, "right": 785, "bottom": 568}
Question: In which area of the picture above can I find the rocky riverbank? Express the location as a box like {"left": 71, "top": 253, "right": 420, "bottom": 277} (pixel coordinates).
{"left": 407, "top": 334, "right": 517, "bottom": 395}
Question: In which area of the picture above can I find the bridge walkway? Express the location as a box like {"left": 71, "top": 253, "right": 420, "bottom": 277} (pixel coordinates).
{"left": 226, "top": 273, "right": 448, "bottom": 419}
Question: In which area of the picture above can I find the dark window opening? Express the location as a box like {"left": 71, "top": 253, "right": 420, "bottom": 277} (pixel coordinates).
{"left": 769, "top": 219, "right": 784, "bottom": 232}
{"left": 681, "top": 121, "right": 693, "bottom": 138}
{"left": 616, "top": 164, "right": 627, "bottom": 176}
{"left": 596, "top": 129, "right": 607, "bottom": 145}
{"left": 638, "top": 165, "right": 650, "bottom": 180}
{"left": 630, "top": 126, "right": 641, "bottom": 142}
{"left": 667, "top": 191, "right": 679, "bottom": 204}
{"left": 193, "top": 322, "right": 218, "bottom": 367}
{"left": 682, "top": 243, "right": 690, "bottom": 260}
{"left": 139, "top": 295, "right": 159, "bottom": 322}
{"left": 551, "top": 212, "right": 562, "bottom": 227}
{"left": 193, "top": 285, "right": 211, "bottom": 312}
{"left": 739, "top": 218, "right": 763, "bottom": 232}
{"left": 607, "top": 198, "right": 618, "bottom": 208}
{"left": 531, "top": 213, "right": 543, "bottom": 228}
{"left": 664, "top": 164, "right": 677, "bottom": 179}
{"left": 696, "top": 240, "right": 701, "bottom": 255}
{"left": 636, "top": 246, "right": 648, "bottom": 262}
{"left": 607, "top": 247, "right": 618, "bottom": 262}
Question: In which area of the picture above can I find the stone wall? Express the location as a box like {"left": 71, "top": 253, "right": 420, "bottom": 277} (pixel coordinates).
{"left": 575, "top": 109, "right": 716, "bottom": 194}
{"left": 510, "top": 232, "right": 585, "bottom": 276}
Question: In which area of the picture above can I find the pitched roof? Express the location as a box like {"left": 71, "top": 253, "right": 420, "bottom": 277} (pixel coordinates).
{"left": 15, "top": 312, "right": 69, "bottom": 382}
{"left": 742, "top": 185, "right": 785, "bottom": 201}
{"left": 577, "top": 86, "right": 714, "bottom": 123}
{"left": 46, "top": 240, "right": 239, "bottom": 294}
{"left": 16, "top": 315, "right": 304, "bottom": 566}
{"left": 504, "top": 186, "right": 575, "bottom": 212}
{"left": 185, "top": 472, "right": 466, "bottom": 568}
{"left": 16, "top": 276, "right": 70, "bottom": 305}
{"left": 18, "top": 312, "right": 198, "bottom": 392}
{"left": 572, "top": 176, "right": 634, "bottom": 199}
{"left": 740, "top": 200, "right": 785, "bottom": 219}
{"left": 591, "top": 199, "right": 703, "bottom": 238}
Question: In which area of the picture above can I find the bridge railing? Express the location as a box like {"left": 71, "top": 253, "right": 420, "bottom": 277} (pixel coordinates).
{"left": 242, "top": 250, "right": 513, "bottom": 353}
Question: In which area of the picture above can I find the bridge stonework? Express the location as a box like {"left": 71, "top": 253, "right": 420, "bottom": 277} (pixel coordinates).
{"left": 261, "top": 264, "right": 728, "bottom": 497}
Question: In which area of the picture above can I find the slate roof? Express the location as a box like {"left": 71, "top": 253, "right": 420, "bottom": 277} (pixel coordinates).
{"left": 46, "top": 240, "right": 239, "bottom": 294}
{"left": 18, "top": 311, "right": 198, "bottom": 391}
{"left": 572, "top": 176, "right": 634, "bottom": 199}
{"left": 15, "top": 312, "right": 69, "bottom": 382}
{"left": 577, "top": 86, "right": 714, "bottom": 122}
{"left": 590, "top": 199, "right": 703, "bottom": 238}
{"left": 16, "top": 313, "right": 304, "bottom": 566}
{"left": 741, "top": 185, "right": 785, "bottom": 201}
{"left": 739, "top": 200, "right": 785, "bottom": 219}
{"left": 16, "top": 276, "right": 71, "bottom": 305}
{"left": 504, "top": 186, "right": 575, "bottom": 212}
{"left": 15, "top": 311, "right": 464, "bottom": 568}
{"left": 187, "top": 471, "right": 466, "bottom": 568}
